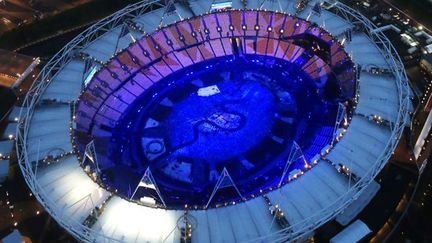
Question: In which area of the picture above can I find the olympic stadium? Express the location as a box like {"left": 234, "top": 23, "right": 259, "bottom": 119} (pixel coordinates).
{"left": 13, "top": 0, "right": 413, "bottom": 242}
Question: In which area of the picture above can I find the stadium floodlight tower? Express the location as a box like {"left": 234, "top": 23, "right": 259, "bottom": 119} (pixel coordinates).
{"left": 16, "top": 0, "right": 411, "bottom": 242}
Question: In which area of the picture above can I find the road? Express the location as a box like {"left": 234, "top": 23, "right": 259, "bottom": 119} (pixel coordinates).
{"left": 13, "top": 19, "right": 97, "bottom": 52}
{"left": 0, "top": 0, "right": 94, "bottom": 34}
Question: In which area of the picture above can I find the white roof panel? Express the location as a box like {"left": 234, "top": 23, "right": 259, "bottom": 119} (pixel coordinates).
{"left": 330, "top": 220, "right": 371, "bottom": 243}
{"left": 0, "top": 140, "right": 14, "bottom": 157}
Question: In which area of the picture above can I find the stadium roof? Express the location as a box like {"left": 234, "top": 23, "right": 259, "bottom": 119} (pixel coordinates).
{"left": 15, "top": 0, "right": 413, "bottom": 242}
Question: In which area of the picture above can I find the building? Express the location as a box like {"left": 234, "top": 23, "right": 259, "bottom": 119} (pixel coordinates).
{"left": 0, "top": 49, "right": 39, "bottom": 89}
{"left": 420, "top": 54, "right": 432, "bottom": 77}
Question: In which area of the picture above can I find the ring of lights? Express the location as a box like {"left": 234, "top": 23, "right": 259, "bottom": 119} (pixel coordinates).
{"left": 72, "top": 9, "right": 356, "bottom": 209}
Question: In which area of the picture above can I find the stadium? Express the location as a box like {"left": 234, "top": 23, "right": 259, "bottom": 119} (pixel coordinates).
{"left": 15, "top": 0, "right": 412, "bottom": 242}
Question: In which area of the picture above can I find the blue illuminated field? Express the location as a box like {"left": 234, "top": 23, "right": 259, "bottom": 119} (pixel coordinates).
{"left": 98, "top": 55, "right": 339, "bottom": 208}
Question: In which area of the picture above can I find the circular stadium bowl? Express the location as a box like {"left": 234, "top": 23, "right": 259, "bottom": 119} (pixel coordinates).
{"left": 73, "top": 10, "right": 356, "bottom": 209}
{"left": 16, "top": 0, "right": 412, "bottom": 242}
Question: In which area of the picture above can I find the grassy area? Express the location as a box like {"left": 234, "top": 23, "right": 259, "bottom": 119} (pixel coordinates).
{"left": 0, "top": 88, "right": 16, "bottom": 122}
{"left": 0, "top": 0, "right": 140, "bottom": 50}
